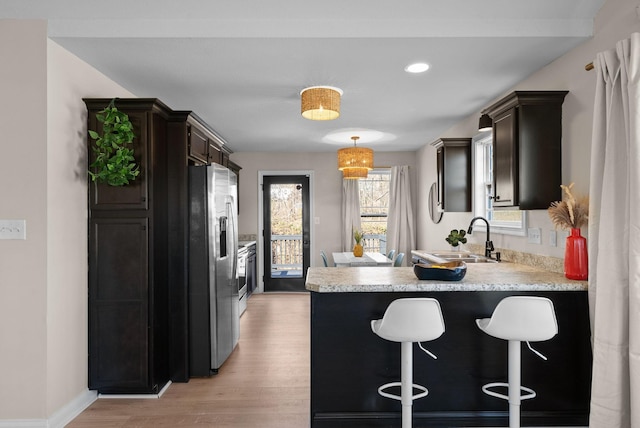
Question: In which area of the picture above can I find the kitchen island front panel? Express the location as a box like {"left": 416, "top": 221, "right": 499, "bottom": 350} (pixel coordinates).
{"left": 307, "top": 266, "right": 591, "bottom": 427}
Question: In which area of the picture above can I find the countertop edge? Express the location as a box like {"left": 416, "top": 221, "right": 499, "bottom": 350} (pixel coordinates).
{"left": 305, "top": 265, "right": 588, "bottom": 293}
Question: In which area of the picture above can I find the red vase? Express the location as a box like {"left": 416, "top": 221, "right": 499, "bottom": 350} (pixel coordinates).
{"left": 564, "top": 228, "right": 588, "bottom": 280}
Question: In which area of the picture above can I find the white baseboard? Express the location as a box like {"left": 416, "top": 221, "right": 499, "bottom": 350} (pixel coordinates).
{"left": 98, "top": 381, "right": 172, "bottom": 399}
{"left": 49, "top": 389, "right": 97, "bottom": 428}
{"left": 0, "top": 420, "right": 47, "bottom": 428}
{"left": 0, "top": 389, "right": 98, "bottom": 428}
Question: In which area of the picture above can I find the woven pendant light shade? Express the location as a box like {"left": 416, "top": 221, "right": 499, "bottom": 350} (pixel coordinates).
{"left": 338, "top": 136, "right": 374, "bottom": 179}
{"left": 300, "top": 86, "right": 342, "bottom": 121}
{"left": 342, "top": 167, "right": 370, "bottom": 179}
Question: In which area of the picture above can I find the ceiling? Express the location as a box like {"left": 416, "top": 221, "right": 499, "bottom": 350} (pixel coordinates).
{"left": 1, "top": 0, "right": 605, "bottom": 153}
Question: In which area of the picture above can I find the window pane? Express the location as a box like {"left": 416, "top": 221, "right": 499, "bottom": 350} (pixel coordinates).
{"left": 359, "top": 169, "right": 390, "bottom": 252}
{"left": 472, "top": 132, "right": 526, "bottom": 235}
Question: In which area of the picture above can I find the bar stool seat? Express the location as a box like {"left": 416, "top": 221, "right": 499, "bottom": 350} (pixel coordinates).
{"left": 476, "top": 296, "right": 558, "bottom": 428}
{"left": 371, "top": 298, "right": 445, "bottom": 428}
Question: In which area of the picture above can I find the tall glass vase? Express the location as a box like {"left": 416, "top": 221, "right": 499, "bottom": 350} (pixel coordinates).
{"left": 564, "top": 228, "right": 588, "bottom": 280}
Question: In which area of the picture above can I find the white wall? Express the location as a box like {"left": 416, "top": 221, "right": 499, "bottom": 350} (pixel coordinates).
{"left": 0, "top": 19, "right": 49, "bottom": 420}
{"left": 46, "top": 39, "right": 134, "bottom": 419}
{"left": 230, "top": 151, "right": 417, "bottom": 268}
{"left": 416, "top": 0, "right": 640, "bottom": 257}
{"left": 0, "top": 19, "right": 134, "bottom": 424}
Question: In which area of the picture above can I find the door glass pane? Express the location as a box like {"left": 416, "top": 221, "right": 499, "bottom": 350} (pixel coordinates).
{"left": 270, "top": 183, "right": 303, "bottom": 278}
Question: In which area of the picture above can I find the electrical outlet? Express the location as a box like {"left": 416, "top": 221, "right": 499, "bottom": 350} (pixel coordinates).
{"left": 549, "top": 230, "right": 557, "bottom": 247}
{"left": 0, "top": 219, "right": 26, "bottom": 240}
{"left": 527, "top": 227, "right": 541, "bottom": 244}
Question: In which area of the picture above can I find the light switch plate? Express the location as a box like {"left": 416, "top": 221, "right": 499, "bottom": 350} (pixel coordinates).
{"left": 549, "top": 230, "right": 557, "bottom": 247}
{"left": 0, "top": 220, "right": 26, "bottom": 240}
{"left": 527, "top": 227, "right": 541, "bottom": 244}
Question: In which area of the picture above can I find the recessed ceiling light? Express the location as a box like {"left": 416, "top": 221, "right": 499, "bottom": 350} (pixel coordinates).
{"left": 404, "top": 62, "right": 430, "bottom": 73}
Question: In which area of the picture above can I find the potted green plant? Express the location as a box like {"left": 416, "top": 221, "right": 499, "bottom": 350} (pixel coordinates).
{"left": 446, "top": 229, "right": 467, "bottom": 250}
{"left": 88, "top": 99, "right": 140, "bottom": 186}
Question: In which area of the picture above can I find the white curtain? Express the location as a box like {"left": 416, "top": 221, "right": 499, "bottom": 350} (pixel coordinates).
{"left": 341, "top": 179, "right": 361, "bottom": 252}
{"left": 386, "top": 166, "right": 415, "bottom": 266}
{"left": 588, "top": 33, "right": 640, "bottom": 428}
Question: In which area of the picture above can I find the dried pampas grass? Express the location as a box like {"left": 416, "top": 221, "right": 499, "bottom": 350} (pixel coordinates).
{"left": 548, "top": 182, "right": 589, "bottom": 229}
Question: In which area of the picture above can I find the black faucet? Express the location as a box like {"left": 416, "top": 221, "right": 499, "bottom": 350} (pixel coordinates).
{"left": 467, "top": 216, "right": 494, "bottom": 258}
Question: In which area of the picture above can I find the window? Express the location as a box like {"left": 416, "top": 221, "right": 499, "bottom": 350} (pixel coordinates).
{"left": 472, "top": 132, "right": 527, "bottom": 235}
{"left": 359, "top": 169, "right": 391, "bottom": 252}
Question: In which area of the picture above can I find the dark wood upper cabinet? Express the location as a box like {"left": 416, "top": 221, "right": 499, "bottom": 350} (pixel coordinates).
{"left": 484, "top": 91, "right": 568, "bottom": 210}
{"left": 86, "top": 104, "right": 155, "bottom": 211}
{"left": 188, "top": 124, "right": 209, "bottom": 164}
{"left": 493, "top": 108, "right": 517, "bottom": 207}
{"left": 431, "top": 138, "right": 472, "bottom": 212}
{"left": 208, "top": 140, "right": 222, "bottom": 165}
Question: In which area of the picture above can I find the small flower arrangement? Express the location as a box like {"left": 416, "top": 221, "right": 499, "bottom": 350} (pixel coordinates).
{"left": 548, "top": 182, "right": 589, "bottom": 230}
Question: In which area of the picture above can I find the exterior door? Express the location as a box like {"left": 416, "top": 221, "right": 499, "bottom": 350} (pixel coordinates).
{"left": 262, "top": 175, "right": 310, "bottom": 292}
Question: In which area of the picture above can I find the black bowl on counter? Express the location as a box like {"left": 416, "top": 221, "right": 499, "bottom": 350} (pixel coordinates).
{"left": 413, "top": 260, "right": 467, "bottom": 281}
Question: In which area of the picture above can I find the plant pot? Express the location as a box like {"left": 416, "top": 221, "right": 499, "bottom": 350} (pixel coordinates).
{"left": 353, "top": 244, "right": 364, "bottom": 257}
{"left": 564, "top": 228, "right": 588, "bottom": 280}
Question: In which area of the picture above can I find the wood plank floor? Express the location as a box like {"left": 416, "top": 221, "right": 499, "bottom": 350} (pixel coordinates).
{"left": 68, "top": 293, "right": 310, "bottom": 427}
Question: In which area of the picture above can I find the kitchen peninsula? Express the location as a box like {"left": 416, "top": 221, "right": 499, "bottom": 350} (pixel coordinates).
{"left": 306, "top": 263, "right": 591, "bottom": 428}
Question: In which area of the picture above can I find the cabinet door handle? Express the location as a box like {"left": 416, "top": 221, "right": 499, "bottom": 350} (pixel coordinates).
{"left": 494, "top": 195, "right": 501, "bottom": 201}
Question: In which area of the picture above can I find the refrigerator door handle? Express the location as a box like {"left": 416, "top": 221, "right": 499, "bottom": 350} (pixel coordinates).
{"left": 227, "top": 200, "right": 238, "bottom": 282}
{"left": 220, "top": 216, "right": 228, "bottom": 258}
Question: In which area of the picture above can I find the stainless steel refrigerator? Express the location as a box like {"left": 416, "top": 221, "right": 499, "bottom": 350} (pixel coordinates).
{"left": 188, "top": 163, "right": 239, "bottom": 376}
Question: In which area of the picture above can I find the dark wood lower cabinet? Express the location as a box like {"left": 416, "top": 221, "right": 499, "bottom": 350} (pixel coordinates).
{"left": 310, "top": 291, "right": 592, "bottom": 427}
{"left": 88, "top": 216, "right": 169, "bottom": 394}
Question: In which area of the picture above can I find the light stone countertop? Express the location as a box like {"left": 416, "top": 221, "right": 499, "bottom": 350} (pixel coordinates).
{"left": 238, "top": 240, "right": 256, "bottom": 248}
{"left": 305, "top": 263, "right": 588, "bottom": 293}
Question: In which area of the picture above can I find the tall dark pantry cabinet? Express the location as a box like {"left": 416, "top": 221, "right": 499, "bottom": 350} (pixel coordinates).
{"left": 85, "top": 99, "right": 174, "bottom": 394}
{"left": 85, "top": 98, "right": 241, "bottom": 394}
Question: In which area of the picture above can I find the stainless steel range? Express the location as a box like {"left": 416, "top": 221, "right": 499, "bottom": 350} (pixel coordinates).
{"left": 237, "top": 245, "right": 249, "bottom": 315}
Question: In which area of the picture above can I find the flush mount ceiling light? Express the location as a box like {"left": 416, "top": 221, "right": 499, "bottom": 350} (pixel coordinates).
{"left": 404, "top": 62, "right": 430, "bottom": 73}
{"left": 300, "top": 86, "right": 343, "bottom": 121}
{"left": 478, "top": 113, "right": 493, "bottom": 132}
{"left": 338, "top": 136, "right": 374, "bottom": 179}
{"left": 323, "top": 128, "right": 395, "bottom": 145}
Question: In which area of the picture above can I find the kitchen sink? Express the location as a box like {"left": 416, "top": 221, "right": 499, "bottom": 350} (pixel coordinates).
{"left": 420, "top": 252, "right": 498, "bottom": 264}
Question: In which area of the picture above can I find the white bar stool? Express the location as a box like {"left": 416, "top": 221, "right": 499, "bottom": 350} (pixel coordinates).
{"left": 371, "top": 298, "right": 445, "bottom": 428}
{"left": 476, "top": 296, "right": 558, "bottom": 428}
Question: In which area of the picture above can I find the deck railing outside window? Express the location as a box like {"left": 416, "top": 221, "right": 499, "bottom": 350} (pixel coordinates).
{"left": 270, "top": 234, "right": 386, "bottom": 272}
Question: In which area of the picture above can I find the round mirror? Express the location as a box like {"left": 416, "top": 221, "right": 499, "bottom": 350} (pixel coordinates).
{"left": 428, "top": 182, "right": 443, "bottom": 224}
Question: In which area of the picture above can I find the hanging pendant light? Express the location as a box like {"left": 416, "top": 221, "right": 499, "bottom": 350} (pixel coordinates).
{"left": 338, "top": 136, "right": 374, "bottom": 179}
{"left": 300, "top": 86, "right": 342, "bottom": 120}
